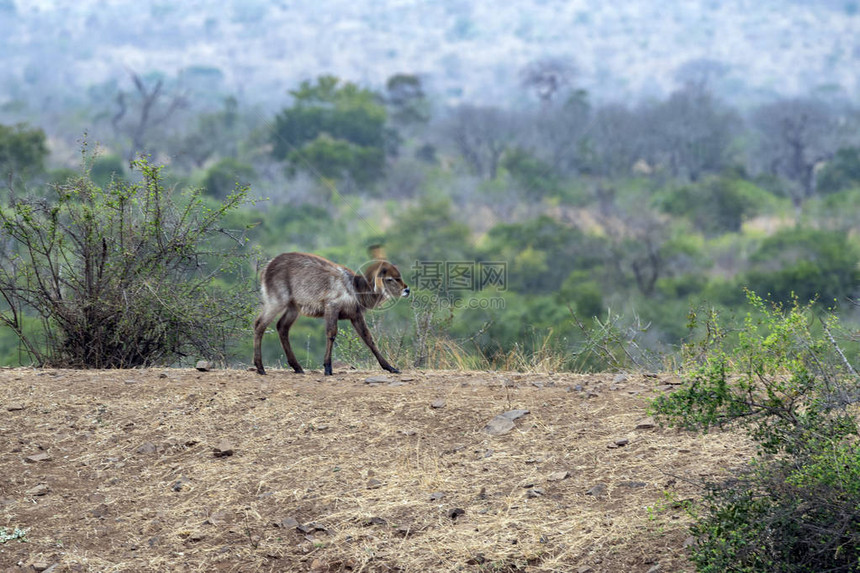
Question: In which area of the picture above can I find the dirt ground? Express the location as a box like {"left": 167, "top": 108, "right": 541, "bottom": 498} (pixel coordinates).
{"left": 0, "top": 367, "right": 751, "bottom": 572}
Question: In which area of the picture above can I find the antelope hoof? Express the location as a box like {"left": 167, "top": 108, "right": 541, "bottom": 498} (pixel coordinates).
{"left": 293, "top": 367, "right": 305, "bottom": 374}
{"left": 324, "top": 365, "right": 333, "bottom": 376}
{"left": 256, "top": 367, "right": 267, "bottom": 375}
{"left": 385, "top": 366, "right": 401, "bottom": 374}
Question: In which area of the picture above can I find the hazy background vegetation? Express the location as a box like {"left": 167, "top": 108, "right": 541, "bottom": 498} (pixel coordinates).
{"left": 0, "top": 0, "right": 858, "bottom": 369}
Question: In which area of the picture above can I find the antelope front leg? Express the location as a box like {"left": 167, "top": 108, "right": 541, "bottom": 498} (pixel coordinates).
{"left": 350, "top": 314, "right": 400, "bottom": 374}
{"left": 323, "top": 309, "right": 339, "bottom": 376}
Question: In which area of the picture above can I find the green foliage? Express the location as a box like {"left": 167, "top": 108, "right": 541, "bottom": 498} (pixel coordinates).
{"left": 652, "top": 292, "right": 860, "bottom": 572}
{"left": 744, "top": 228, "right": 859, "bottom": 306}
{"left": 387, "top": 196, "right": 473, "bottom": 264}
{"left": 0, "top": 155, "right": 256, "bottom": 367}
{"left": 202, "top": 157, "right": 256, "bottom": 199}
{"left": 657, "top": 175, "right": 776, "bottom": 235}
{"left": 385, "top": 73, "right": 430, "bottom": 126}
{"left": 289, "top": 134, "right": 384, "bottom": 186}
{"left": 271, "top": 76, "right": 390, "bottom": 186}
{"left": 816, "top": 146, "right": 860, "bottom": 195}
{"left": 0, "top": 527, "right": 28, "bottom": 543}
{"left": 482, "top": 215, "right": 604, "bottom": 294}
{"left": 502, "top": 148, "right": 562, "bottom": 199}
{"left": 89, "top": 154, "right": 125, "bottom": 188}
{"left": 557, "top": 270, "right": 604, "bottom": 318}
{"left": 0, "top": 123, "right": 48, "bottom": 180}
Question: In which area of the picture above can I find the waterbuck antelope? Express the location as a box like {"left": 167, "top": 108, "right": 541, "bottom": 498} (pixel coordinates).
{"left": 253, "top": 252, "right": 410, "bottom": 375}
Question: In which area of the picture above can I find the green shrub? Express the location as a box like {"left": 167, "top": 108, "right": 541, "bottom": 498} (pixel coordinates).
{"left": 743, "top": 228, "right": 859, "bottom": 306}
{"left": 652, "top": 292, "right": 860, "bottom": 572}
{"left": 0, "top": 156, "right": 256, "bottom": 367}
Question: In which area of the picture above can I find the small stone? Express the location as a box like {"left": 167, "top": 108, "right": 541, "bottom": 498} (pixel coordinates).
{"left": 447, "top": 507, "right": 465, "bottom": 520}
{"left": 363, "top": 516, "right": 387, "bottom": 527}
{"left": 547, "top": 470, "right": 570, "bottom": 481}
{"left": 212, "top": 442, "right": 234, "bottom": 457}
{"left": 430, "top": 399, "right": 446, "bottom": 409}
{"left": 172, "top": 477, "right": 191, "bottom": 492}
{"left": 159, "top": 373, "right": 169, "bottom": 379}
{"left": 613, "top": 438, "right": 629, "bottom": 447}
{"left": 429, "top": 492, "right": 445, "bottom": 501}
{"left": 188, "top": 531, "right": 205, "bottom": 542}
{"left": 500, "top": 409, "right": 530, "bottom": 421}
{"left": 31, "top": 563, "right": 50, "bottom": 572}
{"left": 613, "top": 373, "right": 628, "bottom": 383}
{"left": 586, "top": 484, "right": 606, "bottom": 497}
{"left": 483, "top": 415, "right": 515, "bottom": 436}
{"left": 665, "top": 376, "right": 683, "bottom": 385}
{"left": 400, "top": 429, "right": 417, "bottom": 436}
{"left": 635, "top": 417, "right": 657, "bottom": 430}
{"left": 6, "top": 403, "right": 24, "bottom": 411}
{"left": 646, "top": 564, "right": 661, "bottom": 573}
{"left": 683, "top": 536, "right": 697, "bottom": 548}
{"left": 25, "top": 452, "right": 52, "bottom": 463}
{"left": 136, "top": 441, "right": 157, "bottom": 454}
{"left": 195, "top": 360, "right": 214, "bottom": 372}
{"left": 366, "top": 479, "right": 383, "bottom": 489}
{"left": 273, "top": 517, "right": 300, "bottom": 529}
{"left": 91, "top": 503, "right": 109, "bottom": 518}
{"left": 620, "top": 481, "right": 647, "bottom": 488}
{"left": 577, "top": 567, "right": 594, "bottom": 573}
{"left": 526, "top": 487, "right": 545, "bottom": 498}
{"left": 364, "top": 376, "right": 393, "bottom": 384}
{"left": 27, "top": 483, "right": 50, "bottom": 496}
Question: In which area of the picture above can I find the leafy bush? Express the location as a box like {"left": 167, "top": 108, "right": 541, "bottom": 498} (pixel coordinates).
{"left": 0, "top": 156, "right": 256, "bottom": 368}
{"left": 744, "top": 228, "right": 860, "bottom": 306}
{"left": 203, "top": 157, "right": 256, "bottom": 199}
{"left": 657, "top": 175, "right": 776, "bottom": 235}
{"left": 652, "top": 292, "right": 860, "bottom": 572}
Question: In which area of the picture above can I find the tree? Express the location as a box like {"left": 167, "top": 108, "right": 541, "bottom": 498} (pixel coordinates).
{"left": 271, "top": 76, "right": 390, "bottom": 188}
{"left": 817, "top": 146, "right": 860, "bottom": 194}
{"left": 385, "top": 73, "right": 430, "bottom": 127}
{"left": 0, "top": 156, "right": 254, "bottom": 367}
{"left": 445, "top": 104, "right": 520, "bottom": 180}
{"left": 589, "top": 104, "right": 648, "bottom": 177}
{"left": 531, "top": 90, "right": 592, "bottom": 176}
{"left": 203, "top": 157, "right": 257, "bottom": 199}
{"left": 751, "top": 98, "right": 848, "bottom": 211}
{"left": 112, "top": 70, "right": 188, "bottom": 161}
{"left": 0, "top": 123, "right": 48, "bottom": 181}
{"left": 646, "top": 85, "right": 741, "bottom": 181}
{"left": 744, "top": 228, "right": 860, "bottom": 306}
{"left": 658, "top": 175, "right": 775, "bottom": 236}
{"left": 519, "top": 57, "right": 577, "bottom": 105}
{"left": 168, "top": 96, "right": 244, "bottom": 169}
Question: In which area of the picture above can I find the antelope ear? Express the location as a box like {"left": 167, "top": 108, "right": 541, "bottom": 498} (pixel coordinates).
{"left": 372, "top": 267, "right": 385, "bottom": 293}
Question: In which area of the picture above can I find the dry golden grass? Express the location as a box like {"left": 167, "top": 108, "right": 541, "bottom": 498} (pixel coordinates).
{"left": 0, "top": 368, "right": 751, "bottom": 572}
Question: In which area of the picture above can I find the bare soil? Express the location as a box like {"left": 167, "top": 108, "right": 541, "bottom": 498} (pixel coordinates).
{"left": 0, "top": 368, "right": 750, "bottom": 572}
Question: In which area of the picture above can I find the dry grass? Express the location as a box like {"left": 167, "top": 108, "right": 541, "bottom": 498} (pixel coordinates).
{"left": 0, "top": 368, "right": 752, "bottom": 572}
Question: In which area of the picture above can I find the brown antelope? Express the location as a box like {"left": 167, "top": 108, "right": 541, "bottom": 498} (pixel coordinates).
{"left": 253, "top": 252, "right": 410, "bottom": 376}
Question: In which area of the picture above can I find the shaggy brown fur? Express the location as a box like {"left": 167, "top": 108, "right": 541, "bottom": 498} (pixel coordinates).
{"left": 253, "top": 252, "right": 409, "bottom": 375}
